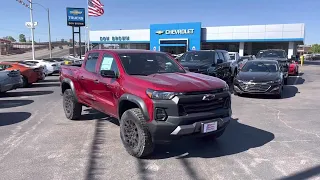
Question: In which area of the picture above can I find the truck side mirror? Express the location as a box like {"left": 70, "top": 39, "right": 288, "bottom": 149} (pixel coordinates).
{"left": 101, "top": 70, "right": 117, "bottom": 78}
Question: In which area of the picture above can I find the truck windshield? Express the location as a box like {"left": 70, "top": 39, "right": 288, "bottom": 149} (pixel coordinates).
{"left": 241, "top": 61, "right": 278, "bottom": 72}
{"left": 118, "top": 53, "right": 186, "bottom": 76}
{"left": 180, "top": 51, "right": 213, "bottom": 62}
{"left": 256, "top": 50, "right": 286, "bottom": 58}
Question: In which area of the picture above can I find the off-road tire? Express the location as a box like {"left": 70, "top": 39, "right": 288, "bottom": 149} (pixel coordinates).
{"left": 120, "top": 108, "right": 154, "bottom": 158}
{"left": 201, "top": 129, "right": 225, "bottom": 141}
{"left": 63, "top": 89, "right": 82, "bottom": 120}
{"left": 22, "top": 76, "right": 30, "bottom": 88}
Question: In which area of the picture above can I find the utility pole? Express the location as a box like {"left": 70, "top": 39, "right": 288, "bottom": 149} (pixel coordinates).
{"left": 29, "top": 0, "right": 35, "bottom": 60}
{"left": 47, "top": 8, "right": 52, "bottom": 58}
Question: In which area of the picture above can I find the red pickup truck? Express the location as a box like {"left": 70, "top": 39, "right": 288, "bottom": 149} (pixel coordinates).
{"left": 60, "top": 49, "right": 232, "bottom": 158}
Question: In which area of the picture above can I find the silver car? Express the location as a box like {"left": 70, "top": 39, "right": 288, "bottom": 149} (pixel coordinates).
{"left": 0, "top": 69, "right": 23, "bottom": 93}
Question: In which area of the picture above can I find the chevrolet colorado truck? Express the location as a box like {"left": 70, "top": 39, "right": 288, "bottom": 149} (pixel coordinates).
{"left": 178, "top": 50, "right": 234, "bottom": 83}
{"left": 60, "top": 49, "right": 232, "bottom": 158}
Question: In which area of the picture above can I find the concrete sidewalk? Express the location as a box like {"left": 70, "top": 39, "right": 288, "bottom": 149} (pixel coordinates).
{"left": 0, "top": 46, "right": 69, "bottom": 61}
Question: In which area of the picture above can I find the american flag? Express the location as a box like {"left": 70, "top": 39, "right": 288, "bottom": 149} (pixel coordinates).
{"left": 88, "top": 0, "right": 104, "bottom": 17}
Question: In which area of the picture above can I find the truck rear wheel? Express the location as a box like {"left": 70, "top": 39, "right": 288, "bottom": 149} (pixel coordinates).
{"left": 120, "top": 108, "right": 154, "bottom": 158}
{"left": 63, "top": 89, "right": 82, "bottom": 120}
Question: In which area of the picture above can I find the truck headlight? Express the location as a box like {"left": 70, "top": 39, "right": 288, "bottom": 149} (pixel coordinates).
{"left": 146, "top": 89, "right": 182, "bottom": 100}
{"left": 223, "top": 83, "right": 229, "bottom": 91}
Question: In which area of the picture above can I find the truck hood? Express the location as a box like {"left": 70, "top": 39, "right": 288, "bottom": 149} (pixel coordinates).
{"left": 180, "top": 60, "right": 213, "bottom": 70}
{"left": 132, "top": 72, "right": 226, "bottom": 92}
{"left": 237, "top": 72, "right": 280, "bottom": 82}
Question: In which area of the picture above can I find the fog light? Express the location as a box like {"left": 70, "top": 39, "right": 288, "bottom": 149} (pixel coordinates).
{"left": 271, "top": 86, "right": 280, "bottom": 91}
{"left": 155, "top": 108, "right": 167, "bottom": 121}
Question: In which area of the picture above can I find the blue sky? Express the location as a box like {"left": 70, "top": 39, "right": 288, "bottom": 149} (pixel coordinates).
{"left": 0, "top": 0, "right": 319, "bottom": 44}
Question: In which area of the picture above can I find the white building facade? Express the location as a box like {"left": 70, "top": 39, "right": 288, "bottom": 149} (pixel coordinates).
{"left": 90, "top": 23, "right": 305, "bottom": 58}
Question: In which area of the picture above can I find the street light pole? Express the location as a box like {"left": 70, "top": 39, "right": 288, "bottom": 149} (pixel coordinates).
{"left": 47, "top": 8, "right": 52, "bottom": 58}
{"left": 29, "top": 0, "right": 36, "bottom": 60}
{"left": 32, "top": 2, "right": 52, "bottom": 58}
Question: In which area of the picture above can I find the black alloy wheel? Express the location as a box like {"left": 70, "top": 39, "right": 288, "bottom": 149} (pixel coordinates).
{"left": 123, "top": 118, "right": 139, "bottom": 149}
{"left": 63, "top": 89, "right": 82, "bottom": 120}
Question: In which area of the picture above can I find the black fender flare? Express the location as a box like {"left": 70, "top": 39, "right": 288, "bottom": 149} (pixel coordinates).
{"left": 118, "top": 94, "right": 150, "bottom": 121}
{"left": 61, "top": 78, "right": 78, "bottom": 102}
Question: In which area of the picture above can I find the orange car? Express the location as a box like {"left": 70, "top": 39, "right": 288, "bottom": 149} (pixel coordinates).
{"left": 0, "top": 62, "right": 40, "bottom": 87}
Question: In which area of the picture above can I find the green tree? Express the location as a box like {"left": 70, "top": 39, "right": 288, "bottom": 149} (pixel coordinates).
{"left": 310, "top": 44, "right": 320, "bottom": 53}
{"left": 19, "top": 34, "right": 26, "bottom": 42}
{"left": 3, "top": 36, "right": 16, "bottom": 42}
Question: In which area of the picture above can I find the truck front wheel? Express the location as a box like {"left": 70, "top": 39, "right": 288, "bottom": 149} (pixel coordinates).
{"left": 63, "top": 89, "right": 82, "bottom": 120}
{"left": 120, "top": 108, "right": 154, "bottom": 158}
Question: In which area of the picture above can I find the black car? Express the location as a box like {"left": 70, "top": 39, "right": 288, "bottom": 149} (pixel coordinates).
{"left": 256, "top": 49, "right": 289, "bottom": 84}
{"left": 178, "top": 50, "right": 233, "bottom": 83}
{"left": 233, "top": 60, "right": 284, "bottom": 98}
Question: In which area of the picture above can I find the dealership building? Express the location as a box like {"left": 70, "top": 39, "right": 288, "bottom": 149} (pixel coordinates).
{"left": 90, "top": 22, "right": 305, "bottom": 58}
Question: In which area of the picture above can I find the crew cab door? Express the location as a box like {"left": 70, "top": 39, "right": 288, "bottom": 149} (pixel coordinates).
{"left": 77, "top": 52, "right": 100, "bottom": 106}
{"left": 91, "top": 53, "right": 121, "bottom": 117}
{"left": 216, "top": 51, "right": 232, "bottom": 82}
{"left": 214, "top": 52, "right": 226, "bottom": 80}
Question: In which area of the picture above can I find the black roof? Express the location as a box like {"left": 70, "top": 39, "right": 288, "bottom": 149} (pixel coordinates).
{"left": 250, "top": 59, "right": 279, "bottom": 64}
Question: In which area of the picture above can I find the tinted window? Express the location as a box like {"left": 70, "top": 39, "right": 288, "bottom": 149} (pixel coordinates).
{"left": 257, "top": 50, "right": 286, "bottom": 58}
{"left": 180, "top": 51, "right": 213, "bottom": 62}
{"left": 100, "top": 54, "right": 119, "bottom": 75}
{"left": 118, "top": 53, "right": 185, "bottom": 75}
{"left": 222, "top": 52, "right": 230, "bottom": 62}
{"left": 218, "top": 52, "right": 225, "bottom": 61}
{"left": 241, "top": 61, "right": 279, "bottom": 72}
{"left": 85, "top": 53, "right": 99, "bottom": 73}
{"left": 229, "top": 54, "right": 235, "bottom": 60}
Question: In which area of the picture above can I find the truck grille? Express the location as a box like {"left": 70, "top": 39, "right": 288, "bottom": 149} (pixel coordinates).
{"left": 179, "top": 97, "right": 230, "bottom": 115}
{"left": 239, "top": 83, "right": 270, "bottom": 92}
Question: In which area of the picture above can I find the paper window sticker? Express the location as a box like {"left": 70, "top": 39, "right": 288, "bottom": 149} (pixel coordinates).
{"left": 101, "top": 57, "right": 114, "bottom": 70}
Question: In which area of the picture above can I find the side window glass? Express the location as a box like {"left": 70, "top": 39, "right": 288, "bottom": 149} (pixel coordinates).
{"left": 222, "top": 52, "right": 230, "bottom": 62}
{"left": 214, "top": 52, "right": 220, "bottom": 64}
{"left": 85, "top": 53, "right": 99, "bottom": 73}
{"left": 100, "top": 54, "right": 119, "bottom": 75}
{"left": 218, "top": 52, "right": 225, "bottom": 61}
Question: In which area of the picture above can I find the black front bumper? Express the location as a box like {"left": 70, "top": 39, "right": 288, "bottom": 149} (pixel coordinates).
{"left": 147, "top": 91, "right": 232, "bottom": 143}
{"left": 233, "top": 81, "right": 282, "bottom": 95}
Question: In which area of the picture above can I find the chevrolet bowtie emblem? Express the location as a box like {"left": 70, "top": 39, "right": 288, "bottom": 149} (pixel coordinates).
{"left": 70, "top": 10, "right": 83, "bottom": 15}
{"left": 202, "top": 94, "right": 215, "bottom": 101}
{"left": 155, "top": 30, "right": 164, "bottom": 35}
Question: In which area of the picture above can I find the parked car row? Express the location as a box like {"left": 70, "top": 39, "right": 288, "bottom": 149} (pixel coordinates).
{"left": 173, "top": 49, "right": 299, "bottom": 98}
{"left": 0, "top": 58, "right": 63, "bottom": 93}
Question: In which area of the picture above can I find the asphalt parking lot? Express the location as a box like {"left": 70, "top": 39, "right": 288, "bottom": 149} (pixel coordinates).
{"left": 0, "top": 61, "right": 320, "bottom": 180}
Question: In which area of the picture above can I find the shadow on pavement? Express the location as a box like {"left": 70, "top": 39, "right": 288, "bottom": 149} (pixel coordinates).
{"left": 31, "top": 83, "right": 60, "bottom": 88}
{"left": 0, "top": 112, "right": 31, "bottom": 126}
{"left": 287, "top": 76, "right": 305, "bottom": 85}
{"left": 0, "top": 90, "right": 53, "bottom": 97}
{"left": 277, "top": 164, "right": 320, "bottom": 180}
{"left": 0, "top": 99, "right": 34, "bottom": 109}
{"left": 149, "top": 118, "right": 274, "bottom": 160}
{"left": 85, "top": 119, "right": 109, "bottom": 180}
{"left": 80, "top": 108, "right": 119, "bottom": 125}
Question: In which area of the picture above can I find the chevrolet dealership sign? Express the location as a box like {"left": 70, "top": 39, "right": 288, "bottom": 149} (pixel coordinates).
{"left": 156, "top": 29, "right": 195, "bottom": 35}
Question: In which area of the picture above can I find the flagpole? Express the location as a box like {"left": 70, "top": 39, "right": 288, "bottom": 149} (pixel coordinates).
{"left": 86, "top": 0, "right": 90, "bottom": 52}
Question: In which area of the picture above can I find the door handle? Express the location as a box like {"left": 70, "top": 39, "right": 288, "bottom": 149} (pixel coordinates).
{"left": 94, "top": 79, "right": 99, "bottom": 84}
